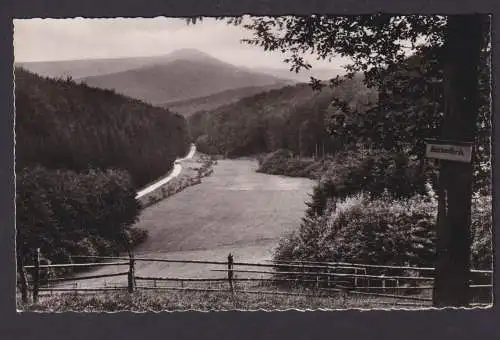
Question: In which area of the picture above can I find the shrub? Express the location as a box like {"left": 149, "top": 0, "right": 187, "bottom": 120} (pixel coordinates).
{"left": 257, "top": 149, "right": 293, "bottom": 174}
{"left": 276, "top": 193, "right": 491, "bottom": 271}
{"left": 16, "top": 166, "right": 143, "bottom": 269}
{"left": 471, "top": 195, "right": 493, "bottom": 270}
{"left": 257, "top": 149, "right": 321, "bottom": 178}
{"left": 127, "top": 227, "right": 149, "bottom": 248}
{"left": 318, "top": 148, "right": 434, "bottom": 200}
{"left": 299, "top": 148, "right": 436, "bottom": 223}
{"left": 275, "top": 194, "right": 437, "bottom": 268}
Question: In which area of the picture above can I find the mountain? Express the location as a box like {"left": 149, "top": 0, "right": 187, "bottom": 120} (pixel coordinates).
{"left": 76, "top": 49, "right": 294, "bottom": 105}
{"left": 16, "top": 56, "right": 158, "bottom": 80}
{"left": 17, "top": 49, "right": 344, "bottom": 112}
{"left": 16, "top": 49, "right": 222, "bottom": 80}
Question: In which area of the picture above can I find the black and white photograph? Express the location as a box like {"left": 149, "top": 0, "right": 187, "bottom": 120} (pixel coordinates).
{"left": 13, "top": 14, "right": 492, "bottom": 312}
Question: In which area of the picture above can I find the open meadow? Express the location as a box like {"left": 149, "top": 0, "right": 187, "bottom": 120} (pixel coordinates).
{"left": 53, "top": 158, "right": 314, "bottom": 289}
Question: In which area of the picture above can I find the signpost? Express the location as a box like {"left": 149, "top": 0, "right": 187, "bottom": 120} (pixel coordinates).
{"left": 425, "top": 139, "right": 473, "bottom": 163}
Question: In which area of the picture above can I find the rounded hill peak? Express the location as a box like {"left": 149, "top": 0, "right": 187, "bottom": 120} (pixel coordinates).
{"left": 167, "top": 48, "right": 218, "bottom": 61}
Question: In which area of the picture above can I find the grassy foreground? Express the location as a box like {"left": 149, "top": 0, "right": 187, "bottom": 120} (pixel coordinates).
{"left": 18, "top": 289, "right": 430, "bottom": 312}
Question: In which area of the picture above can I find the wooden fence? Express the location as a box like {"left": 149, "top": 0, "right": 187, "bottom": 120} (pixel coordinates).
{"left": 19, "top": 249, "right": 493, "bottom": 307}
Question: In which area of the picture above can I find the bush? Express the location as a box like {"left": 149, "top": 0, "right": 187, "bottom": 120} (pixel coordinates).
{"left": 298, "top": 148, "right": 435, "bottom": 223}
{"left": 319, "top": 148, "right": 433, "bottom": 199}
{"left": 16, "top": 166, "right": 143, "bottom": 270}
{"left": 471, "top": 195, "right": 493, "bottom": 270}
{"left": 275, "top": 193, "right": 492, "bottom": 270}
{"left": 257, "top": 149, "right": 321, "bottom": 178}
{"left": 127, "top": 227, "right": 149, "bottom": 248}
{"left": 276, "top": 194, "right": 437, "bottom": 267}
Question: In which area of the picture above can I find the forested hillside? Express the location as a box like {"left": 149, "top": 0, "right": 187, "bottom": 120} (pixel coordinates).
{"left": 15, "top": 68, "right": 190, "bottom": 188}
{"left": 163, "top": 84, "right": 287, "bottom": 117}
{"left": 189, "top": 76, "right": 377, "bottom": 158}
{"left": 15, "top": 68, "right": 190, "bottom": 272}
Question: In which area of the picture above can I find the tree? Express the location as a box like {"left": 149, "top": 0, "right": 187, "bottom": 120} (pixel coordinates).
{"left": 227, "top": 14, "right": 490, "bottom": 307}
{"left": 16, "top": 166, "right": 142, "bottom": 270}
{"left": 433, "top": 15, "right": 487, "bottom": 307}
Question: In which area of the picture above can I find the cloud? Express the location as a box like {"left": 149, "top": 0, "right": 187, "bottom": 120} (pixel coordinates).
{"left": 13, "top": 17, "right": 349, "bottom": 69}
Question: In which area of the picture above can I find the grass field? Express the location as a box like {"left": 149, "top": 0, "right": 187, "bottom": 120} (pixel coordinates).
{"left": 58, "top": 159, "right": 314, "bottom": 288}
{"left": 23, "top": 288, "right": 431, "bottom": 312}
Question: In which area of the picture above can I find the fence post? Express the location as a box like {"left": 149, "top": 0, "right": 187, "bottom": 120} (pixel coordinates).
{"left": 128, "top": 253, "right": 136, "bottom": 293}
{"left": 227, "top": 253, "right": 234, "bottom": 293}
{"left": 366, "top": 268, "right": 370, "bottom": 290}
{"left": 354, "top": 268, "right": 358, "bottom": 288}
{"left": 32, "top": 248, "right": 40, "bottom": 304}
{"left": 17, "top": 253, "right": 29, "bottom": 304}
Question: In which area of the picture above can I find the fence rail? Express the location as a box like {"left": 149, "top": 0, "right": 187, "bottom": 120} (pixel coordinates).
{"left": 19, "top": 250, "right": 493, "bottom": 308}
{"left": 269, "top": 259, "right": 493, "bottom": 274}
{"left": 24, "top": 261, "right": 129, "bottom": 269}
{"left": 70, "top": 255, "right": 493, "bottom": 274}
{"left": 211, "top": 269, "right": 435, "bottom": 281}
{"left": 34, "top": 271, "right": 129, "bottom": 284}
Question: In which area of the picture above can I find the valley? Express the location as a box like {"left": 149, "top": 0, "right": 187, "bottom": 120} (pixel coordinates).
{"left": 57, "top": 158, "right": 314, "bottom": 288}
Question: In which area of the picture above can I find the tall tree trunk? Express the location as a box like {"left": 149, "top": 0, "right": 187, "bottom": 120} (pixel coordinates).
{"left": 432, "top": 14, "right": 486, "bottom": 307}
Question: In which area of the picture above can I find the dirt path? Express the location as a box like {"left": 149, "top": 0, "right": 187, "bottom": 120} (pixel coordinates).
{"left": 59, "top": 159, "right": 314, "bottom": 288}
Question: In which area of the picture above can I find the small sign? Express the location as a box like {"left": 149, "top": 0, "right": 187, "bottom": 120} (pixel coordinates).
{"left": 425, "top": 140, "right": 472, "bottom": 163}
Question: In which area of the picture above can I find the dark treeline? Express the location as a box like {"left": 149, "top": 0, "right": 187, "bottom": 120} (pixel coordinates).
{"left": 16, "top": 167, "right": 145, "bottom": 270}
{"left": 15, "top": 68, "right": 190, "bottom": 189}
{"left": 189, "top": 76, "right": 377, "bottom": 158}
{"left": 15, "top": 68, "right": 190, "bottom": 276}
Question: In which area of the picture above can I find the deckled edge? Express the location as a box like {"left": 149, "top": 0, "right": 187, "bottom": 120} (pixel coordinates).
{"left": 12, "top": 15, "right": 495, "bottom": 314}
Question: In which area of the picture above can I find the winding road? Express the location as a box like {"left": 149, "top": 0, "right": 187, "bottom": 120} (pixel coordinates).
{"left": 135, "top": 143, "right": 196, "bottom": 199}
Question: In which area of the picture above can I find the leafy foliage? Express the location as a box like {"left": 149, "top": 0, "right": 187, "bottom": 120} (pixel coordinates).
{"left": 470, "top": 195, "right": 493, "bottom": 270}
{"left": 326, "top": 51, "right": 491, "bottom": 194}
{"left": 236, "top": 15, "right": 491, "bottom": 194}
{"left": 237, "top": 15, "right": 449, "bottom": 87}
{"left": 16, "top": 166, "right": 142, "bottom": 270}
{"left": 275, "top": 193, "right": 491, "bottom": 270}
{"left": 256, "top": 149, "right": 324, "bottom": 178}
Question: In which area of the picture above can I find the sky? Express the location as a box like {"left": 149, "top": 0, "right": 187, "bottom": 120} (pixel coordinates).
{"left": 13, "top": 17, "right": 349, "bottom": 70}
